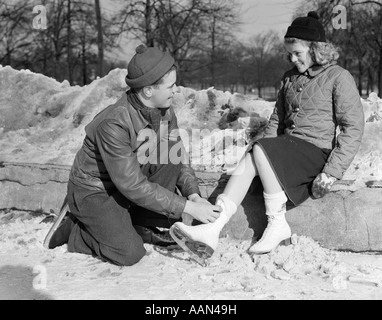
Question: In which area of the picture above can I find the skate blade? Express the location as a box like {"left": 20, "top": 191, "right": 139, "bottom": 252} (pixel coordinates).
{"left": 169, "top": 225, "right": 214, "bottom": 267}
{"left": 250, "top": 238, "right": 292, "bottom": 255}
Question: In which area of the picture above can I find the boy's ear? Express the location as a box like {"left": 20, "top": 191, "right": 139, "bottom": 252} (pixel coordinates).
{"left": 142, "top": 86, "right": 153, "bottom": 98}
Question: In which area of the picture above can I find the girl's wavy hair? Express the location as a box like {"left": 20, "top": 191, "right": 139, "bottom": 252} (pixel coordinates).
{"left": 284, "top": 37, "right": 340, "bottom": 65}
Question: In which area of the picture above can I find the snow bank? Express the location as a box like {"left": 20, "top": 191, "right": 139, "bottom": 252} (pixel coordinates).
{"left": 0, "top": 66, "right": 381, "bottom": 187}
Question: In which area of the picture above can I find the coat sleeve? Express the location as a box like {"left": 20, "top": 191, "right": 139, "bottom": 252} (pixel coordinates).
{"left": 95, "top": 120, "right": 186, "bottom": 219}
{"left": 263, "top": 77, "right": 287, "bottom": 138}
{"left": 322, "top": 70, "right": 365, "bottom": 179}
{"left": 167, "top": 107, "right": 201, "bottom": 198}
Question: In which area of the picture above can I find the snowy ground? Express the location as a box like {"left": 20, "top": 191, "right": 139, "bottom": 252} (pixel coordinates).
{"left": 1, "top": 210, "right": 381, "bottom": 300}
{"left": 1, "top": 67, "right": 382, "bottom": 301}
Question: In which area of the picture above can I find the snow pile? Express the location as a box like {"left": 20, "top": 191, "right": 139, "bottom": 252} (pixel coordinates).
{"left": 182, "top": 129, "right": 247, "bottom": 172}
{"left": 343, "top": 93, "right": 382, "bottom": 184}
{"left": 0, "top": 210, "right": 47, "bottom": 254}
{"left": 363, "top": 92, "right": 382, "bottom": 122}
{"left": 1, "top": 66, "right": 381, "bottom": 187}
{"left": 172, "top": 86, "right": 232, "bottom": 132}
{"left": 0, "top": 65, "right": 127, "bottom": 165}
{"left": 252, "top": 235, "right": 339, "bottom": 280}
{"left": 0, "top": 66, "right": 273, "bottom": 168}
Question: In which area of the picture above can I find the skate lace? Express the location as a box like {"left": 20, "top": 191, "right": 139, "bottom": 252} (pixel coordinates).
{"left": 257, "top": 215, "right": 275, "bottom": 244}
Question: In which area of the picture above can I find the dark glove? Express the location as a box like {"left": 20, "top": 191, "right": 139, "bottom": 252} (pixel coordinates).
{"left": 312, "top": 173, "right": 337, "bottom": 199}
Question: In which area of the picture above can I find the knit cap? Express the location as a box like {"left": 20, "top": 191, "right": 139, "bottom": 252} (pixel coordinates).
{"left": 284, "top": 11, "right": 326, "bottom": 42}
{"left": 125, "top": 45, "right": 175, "bottom": 88}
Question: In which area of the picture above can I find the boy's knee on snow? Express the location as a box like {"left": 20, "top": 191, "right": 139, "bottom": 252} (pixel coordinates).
{"left": 101, "top": 244, "right": 146, "bottom": 267}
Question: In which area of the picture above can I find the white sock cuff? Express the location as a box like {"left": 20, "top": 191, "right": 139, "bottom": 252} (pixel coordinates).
{"left": 263, "top": 191, "right": 288, "bottom": 216}
{"left": 216, "top": 194, "right": 237, "bottom": 216}
{"left": 263, "top": 191, "right": 288, "bottom": 203}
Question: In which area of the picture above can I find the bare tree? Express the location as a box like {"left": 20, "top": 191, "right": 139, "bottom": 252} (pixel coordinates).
{"left": 115, "top": 0, "right": 155, "bottom": 46}
{"left": 114, "top": 0, "right": 241, "bottom": 85}
{"left": 350, "top": 0, "right": 381, "bottom": 6}
{"left": 293, "top": 0, "right": 382, "bottom": 96}
{"left": 67, "top": 0, "right": 74, "bottom": 83}
{"left": 95, "top": 0, "right": 104, "bottom": 77}
{"left": 199, "top": 0, "right": 241, "bottom": 86}
{"left": 247, "top": 31, "right": 281, "bottom": 99}
{"left": 351, "top": 1, "right": 382, "bottom": 95}
{"left": 0, "top": 1, "right": 34, "bottom": 66}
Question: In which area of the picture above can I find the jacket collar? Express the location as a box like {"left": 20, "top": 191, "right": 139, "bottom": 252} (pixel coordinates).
{"left": 124, "top": 93, "right": 151, "bottom": 135}
{"left": 305, "top": 61, "right": 337, "bottom": 78}
{"left": 123, "top": 93, "right": 172, "bottom": 135}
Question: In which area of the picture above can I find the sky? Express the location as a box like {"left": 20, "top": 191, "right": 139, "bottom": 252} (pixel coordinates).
{"left": 102, "top": 0, "right": 302, "bottom": 61}
{"left": 237, "top": 0, "right": 301, "bottom": 39}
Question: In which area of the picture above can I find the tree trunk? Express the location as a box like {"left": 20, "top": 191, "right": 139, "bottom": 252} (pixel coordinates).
{"left": 82, "top": 37, "right": 88, "bottom": 85}
{"left": 67, "top": 0, "right": 73, "bottom": 84}
{"left": 257, "top": 81, "right": 262, "bottom": 99}
{"left": 210, "top": 16, "right": 216, "bottom": 87}
{"left": 95, "top": 0, "right": 104, "bottom": 78}
{"left": 5, "top": 46, "right": 11, "bottom": 66}
{"left": 379, "top": 48, "right": 382, "bottom": 97}
{"left": 54, "top": 49, "right": 60, "bottom": 80}
{"left": 42, "top": 46, "right": 48, "bottom": 75}
{"left": 177, "top": 67, "right": 185, "bottom": 86}
{"left": 358, "top": 59, "right": 363, "bottom": 97}
{"left": 368, "top": 66, "right": 375, "bottom": 94}
{"left": 145, "top": 0, "right": 154, "bottom": 46}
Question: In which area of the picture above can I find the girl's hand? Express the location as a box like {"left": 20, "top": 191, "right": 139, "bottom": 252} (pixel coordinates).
{"left": 312, "top": 173, "right": 337, "bottom": 199}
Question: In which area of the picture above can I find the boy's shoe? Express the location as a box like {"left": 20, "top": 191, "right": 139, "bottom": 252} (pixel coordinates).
{"left": 43, "top": 196, "right": 76, "bottom": 249}
{"left": 134, "top": 225, "right": 176, "bottom": 247}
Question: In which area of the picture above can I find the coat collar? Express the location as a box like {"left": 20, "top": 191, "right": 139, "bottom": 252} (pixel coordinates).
{"left": 123, "top": 93, "right": 172, "bottom": 135}
{"left": 305, "top": 61, "right": 337, "bottom": 77}
{"left": 124, "top": 93, "right": 151, "bottom": 134}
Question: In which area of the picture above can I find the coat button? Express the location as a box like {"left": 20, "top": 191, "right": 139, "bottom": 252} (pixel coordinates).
{"left": 297, "top": 87, "right": 303, "bottom": 92}
{"left": 290, "top": 124, "right": 296, "bottom": 129}
{"left": 294, "top": 108, "right": 300, "bottom": 112}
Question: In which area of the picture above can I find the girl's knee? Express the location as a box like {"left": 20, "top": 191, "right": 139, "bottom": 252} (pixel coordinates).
{"left": 252, "top": 144, "right": 267, "bottom": 164}
{"left": 252, "top": 144, "right": 262, "bottom": 157}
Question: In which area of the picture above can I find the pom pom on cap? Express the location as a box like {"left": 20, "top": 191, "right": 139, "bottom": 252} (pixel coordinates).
{"left": 136, "top": 44, "right": 147, "bottom": 54}
{"left": 307, "top": 11, "right": 320, "bottom": 20}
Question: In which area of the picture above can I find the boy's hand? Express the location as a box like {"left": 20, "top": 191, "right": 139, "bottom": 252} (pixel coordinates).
{"left": 183, "top": 200, "right": 222, "bottom": 224}
{"left": 188, "top": 193, "right": 210, "bottom": 204}
{"left": 182, "top": 194, "right": 216, "bottom": 225}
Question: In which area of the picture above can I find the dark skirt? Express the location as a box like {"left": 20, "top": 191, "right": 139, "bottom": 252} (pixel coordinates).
{"left": 252, "top": 135, "right": 331, "bottom": 206}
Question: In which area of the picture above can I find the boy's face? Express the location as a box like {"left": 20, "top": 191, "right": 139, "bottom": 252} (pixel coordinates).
{"left": 150, "top": 70, "right": 178, "bottom": 109}
{"left": 285, "top": 41, "right": 314, "bottom": 74}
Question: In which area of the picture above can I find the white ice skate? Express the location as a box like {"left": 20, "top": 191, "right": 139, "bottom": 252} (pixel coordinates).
{"left": 249, "top": 213, "right": 291, "bottom": 254}
{"left": 169, "top": 194, "right": 237, "bottom": 265}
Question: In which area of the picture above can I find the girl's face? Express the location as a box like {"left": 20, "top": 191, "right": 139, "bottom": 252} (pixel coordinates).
{"left": 285, "top": 41, "right": 314, "bottom": 73}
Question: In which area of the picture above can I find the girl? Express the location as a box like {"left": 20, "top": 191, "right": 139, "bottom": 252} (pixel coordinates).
{"left": 170, "top": 12, "right": 365, "bottom": 259}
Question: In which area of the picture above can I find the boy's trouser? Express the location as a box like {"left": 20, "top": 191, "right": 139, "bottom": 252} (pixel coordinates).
{"left": 66, "top": 161, "right": 183, "bottom": 266}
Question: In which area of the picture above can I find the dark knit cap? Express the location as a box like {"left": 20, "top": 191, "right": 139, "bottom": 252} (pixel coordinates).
{"left": 284, "top": 11, "right": 326, "bottom": 42}
{"left": 125, "top": 45, "right": 175, "bottom": 88}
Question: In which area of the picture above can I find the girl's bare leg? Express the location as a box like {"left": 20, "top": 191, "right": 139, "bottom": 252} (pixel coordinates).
{"left": 223, "top": 143, "right": 283, "bottom": 203}
{"left": 170, "top": 143, "right": 290, "bottom": 260}
{"left": 252, "top": 144, "right": 283, "bottom": 194}
{"left": 249, "top": 144, "right": 291, "bottom": 254}
{"left": 222, "top": 152, "right": 258, "bottom": 206}
{"left": 169, "top": 151, "right": 258, "bottom": 259}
